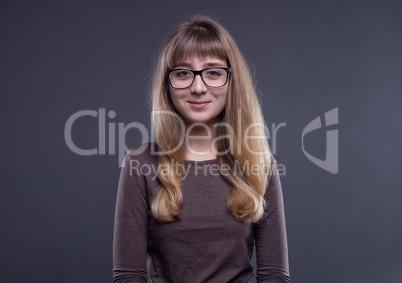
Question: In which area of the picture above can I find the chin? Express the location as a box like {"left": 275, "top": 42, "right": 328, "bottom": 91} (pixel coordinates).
{"left": 186, "top": 117, "right": 219, "bottom": 126}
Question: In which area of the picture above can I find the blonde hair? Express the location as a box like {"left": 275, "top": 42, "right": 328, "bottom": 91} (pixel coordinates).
{"left": 150, "top": 15, "right": 271, "bottom": 223}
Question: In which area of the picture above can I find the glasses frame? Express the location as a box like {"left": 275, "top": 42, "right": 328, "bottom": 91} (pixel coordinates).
{"left": 167, "top": 67, "right": 231, "bottom": 89}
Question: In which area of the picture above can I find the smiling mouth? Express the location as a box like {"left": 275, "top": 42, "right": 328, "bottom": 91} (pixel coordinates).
{"left": 188, "top": 101, "right": 210, "bottom": 108}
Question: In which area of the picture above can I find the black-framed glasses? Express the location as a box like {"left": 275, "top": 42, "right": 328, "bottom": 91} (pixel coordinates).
{"left": 167, "top": 67, "right": 231, "bottom": 89}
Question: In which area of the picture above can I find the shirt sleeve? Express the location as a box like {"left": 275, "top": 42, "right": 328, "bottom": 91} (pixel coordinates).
{"left": 254, "top": 156, "right": 291, "bottom": 283}
{"left": 113, "top": 152, "right": 148, "bottom": 283}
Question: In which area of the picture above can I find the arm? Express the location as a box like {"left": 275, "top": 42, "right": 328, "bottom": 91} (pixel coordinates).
{"left": 254, "top": 156, "right": 291, "bottom": 283}
{"left": 113, "top": 152, "right": 148, "bottom": 283}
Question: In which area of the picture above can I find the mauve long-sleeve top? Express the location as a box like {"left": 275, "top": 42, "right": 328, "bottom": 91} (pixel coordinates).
{"left": 113, "top": 142, "right": 290, "bottom": 283}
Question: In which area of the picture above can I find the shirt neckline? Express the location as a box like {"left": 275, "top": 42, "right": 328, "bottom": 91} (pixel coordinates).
{"left": 184, "top": 158, "right": 217, "bottom": 164}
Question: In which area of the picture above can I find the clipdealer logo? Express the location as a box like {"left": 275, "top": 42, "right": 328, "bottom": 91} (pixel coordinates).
{"left": 302, "top": 107, "right": 339, "bottom": 174}
{"left": 64, "top": 107, "right": 339, "bottom": 174}
{"left": 63, "top": 109, "right": 286, "bottom": 168}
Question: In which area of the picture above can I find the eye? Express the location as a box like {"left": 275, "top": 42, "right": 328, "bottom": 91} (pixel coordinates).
{"left": 204, "top": 68, "right": 224, "bottom": 78}
{"left": 175, "top": 70, "right": 192, "bottom": 77}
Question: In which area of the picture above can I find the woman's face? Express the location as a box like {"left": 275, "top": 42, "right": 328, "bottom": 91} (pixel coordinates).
{"left": 168, "top": 56, "right": 229, "bottom": 128}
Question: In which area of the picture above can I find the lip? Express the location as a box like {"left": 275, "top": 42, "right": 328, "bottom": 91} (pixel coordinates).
{"left": 188, "top": 101, "right": 210, "bottom": 109}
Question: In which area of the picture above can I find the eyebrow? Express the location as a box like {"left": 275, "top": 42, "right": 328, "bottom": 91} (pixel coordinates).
{"left": 174, "top": 61, "right": 226, "bottom": 69}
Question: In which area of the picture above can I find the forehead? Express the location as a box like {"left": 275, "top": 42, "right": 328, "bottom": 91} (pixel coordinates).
{"left": 174, "top": 56, "right": 227, "bottom": 68}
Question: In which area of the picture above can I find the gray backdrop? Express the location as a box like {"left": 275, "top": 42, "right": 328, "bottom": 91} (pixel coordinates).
{"left": 1, "top": 0, "right": 401, "bottom": 282}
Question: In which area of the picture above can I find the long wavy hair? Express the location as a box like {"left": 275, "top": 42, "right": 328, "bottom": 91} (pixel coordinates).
{"left": 150, "top": 15, "right": 271, "bottom": 223}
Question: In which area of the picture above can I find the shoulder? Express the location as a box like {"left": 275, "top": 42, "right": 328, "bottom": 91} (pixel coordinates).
{"left": 266, "top": 151, "right": 281, "bottom": 186}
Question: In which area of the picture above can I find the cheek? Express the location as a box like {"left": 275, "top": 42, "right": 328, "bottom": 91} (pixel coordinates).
{"left": 216, "top": 87, "right": 229, "bottom": 103}
{"left": 211, "top": 90, "right": 228, "bottom": 114}
{"left": 221, "top": 89, "right": 229, "bottom": 111}
{"left": 168, "top": 88, "right": 180, "bottom": 105}
{"left": 168, "top": 90, "right": 187, "bottom": 115}
{"left": 169, "top": 86, "right": 186, "bottom": 98}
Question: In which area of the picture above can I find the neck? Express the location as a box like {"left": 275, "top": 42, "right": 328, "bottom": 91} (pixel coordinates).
{"left": 183, "top": 122, "right": 219, "bottom": 161}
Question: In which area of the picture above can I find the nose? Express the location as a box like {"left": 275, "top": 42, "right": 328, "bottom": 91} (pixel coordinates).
{"left": 190, "top": 74, "right": 207, "bottom": 94}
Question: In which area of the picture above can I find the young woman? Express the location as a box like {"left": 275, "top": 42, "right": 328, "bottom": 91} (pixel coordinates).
{"left": 113, "top": 15, "right": 291, "bottom": 283}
